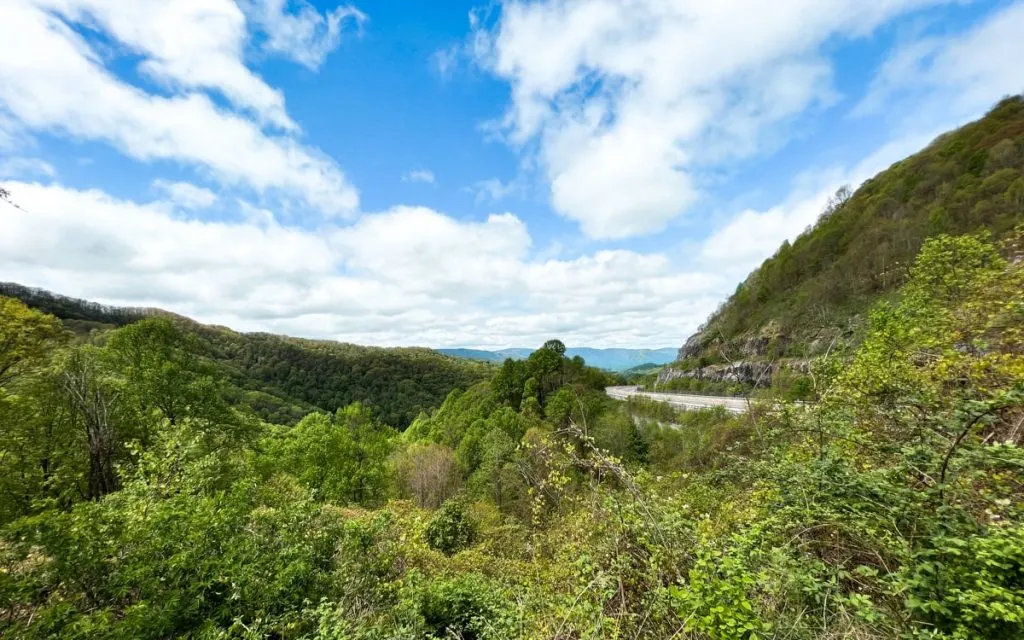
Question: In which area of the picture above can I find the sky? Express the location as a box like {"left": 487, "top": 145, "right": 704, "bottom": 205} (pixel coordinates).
{"left": 1, "top": 0, "right": 1022, "bottom": 349}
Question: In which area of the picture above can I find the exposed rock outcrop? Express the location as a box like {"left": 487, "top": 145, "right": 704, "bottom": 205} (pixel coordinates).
{"left": 676, "top": 333, "right": 704, "bottom": 361}
{"left": 677, "top": 320, "right": 790, "bottom": 364}
{"left": 658, "top": 360, "right": 774, "bottom": 387}
{"left": 657, "top": 358, "right": 811, "bottom": 388}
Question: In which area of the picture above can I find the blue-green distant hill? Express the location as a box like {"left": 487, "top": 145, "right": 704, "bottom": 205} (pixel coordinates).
{"left": 437, "top": 347, "right": 678, "bottom": 372}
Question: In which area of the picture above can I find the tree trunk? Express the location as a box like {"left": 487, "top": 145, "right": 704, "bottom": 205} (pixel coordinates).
{"left": 62, "top": 351, "right": 120, "bottom": 499}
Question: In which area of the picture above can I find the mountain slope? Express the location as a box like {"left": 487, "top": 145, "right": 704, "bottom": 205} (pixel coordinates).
{"left": 438, "top": 347, "right": 678, "bottom": 371}
{"left": 673, "top": 95, "right": 1024, "bottom": 376}
{"left": 0, "top": 282, "right": 491, "bottom": 427}
{"left": 436, "top": 348, "right": 508, "bottom": 364}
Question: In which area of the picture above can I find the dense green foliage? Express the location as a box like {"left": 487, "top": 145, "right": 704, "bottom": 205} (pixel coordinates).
{"left": 2, "top": 229, "right": 1022, "bottom": 638}
{"left": 0, "top": 283, "right": 491, "bottom": 428}
{"left": 425, "top": 497, "right": 479, "bottom": 555}
{"left": 683, "top": 95, "right": 1024, "bottom": 364}
{"left": 4, "top": 99, "right": 1024, "bottom": 635}
{"left": 205, "top": 331, "right": 492, "bottom": 428}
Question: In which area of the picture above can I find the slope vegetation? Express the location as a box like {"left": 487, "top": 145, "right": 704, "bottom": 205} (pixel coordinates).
{"left": 677, "top": 95, "right": 1024, "bottom": 373}
{"left": 2, "top": 231, "right": 1021, "bottom": 639}
{"left": 0, "top": 282, "right": 491, "bottom": 427}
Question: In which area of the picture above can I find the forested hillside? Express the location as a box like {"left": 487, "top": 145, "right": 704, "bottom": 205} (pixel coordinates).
{"left": 676, "top": 95, "right": 1024, "bottom": 372}
{"left": 0, "top": 282, "right": 491, "bottom": 428}
{"left": 1, "top": 230, "right": 1022, "bottom": 638}
{"left": 2, "top": 101, "right": 1024, "bottom": 640}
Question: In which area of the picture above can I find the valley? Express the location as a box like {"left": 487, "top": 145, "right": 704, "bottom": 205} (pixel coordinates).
{"left": 2, "top": 62, "right": 1023, "bottom": 640}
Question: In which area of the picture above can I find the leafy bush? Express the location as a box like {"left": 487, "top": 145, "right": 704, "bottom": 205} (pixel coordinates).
{"left": 425, "top": 497, "right": 478, "bottom": 555}
{"left": 414, "top": 574, "right": 512, "bottom": 640}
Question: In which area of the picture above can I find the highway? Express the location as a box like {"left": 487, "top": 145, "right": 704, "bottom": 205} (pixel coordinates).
{"left": 605, "top": 386, "right": 750, "bottom": 414}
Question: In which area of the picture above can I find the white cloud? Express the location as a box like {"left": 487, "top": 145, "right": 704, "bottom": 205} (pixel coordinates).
{"left": 0, "top": 181, "right": 341, "bottom": 311}
{"left": 473, "top": 0, "right": 957, "bottom": 239}
{"left": 856, "top": 3, "right": 1024, "bottom": 119}
{"left": 35, "top": 0, "right": 295, "bottom": 130}
{"left": 0, "top": 0, "right": 359, "bottom": 216}
{"left": 334, "top": 207, "right": 529, "bottom": 296}
{"left": 402, "top": 169, "right": 436, "bottom": 184}
{"left": 702, "top": 2, "right": 1024, "bottom": 276}
{"left": 152, "top": 179, "right": 219, "bottom": 210}
{"left": 243, "top": 0, "right": 366, "bottom": 70}
{"left": 700, "top": 189, "right": 834, "bottom": 274}
{"left": 0, "top": 157, "right": 55, "bottom": 179}
{"left": 0, "top": 109, "right": 965, "bottom": 349}
{"left": 0, "top": 180, "right": 728, "bottom": 347}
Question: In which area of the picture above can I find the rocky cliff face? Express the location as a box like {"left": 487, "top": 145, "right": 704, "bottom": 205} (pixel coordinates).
{"left": 658, "top": 361, "right": 771, "bottom": 387}
{"left": 656, "top": 359, "right": 811, "bottom": 388}
{"left": 671, "top": 314, "right": 857, "bottom": 389}
{"left": 676, "top": 333, "right": 703, "bottom": 361}
{"left": 676, "top": 320, "right": 794, "bottom": 363}
{"left": 665, "top": 321, "right": 819, "bottom": 388}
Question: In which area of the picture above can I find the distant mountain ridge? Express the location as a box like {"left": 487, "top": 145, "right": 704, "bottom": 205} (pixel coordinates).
{"left": 437, "top": 347, "right": 678, "bottom": 371}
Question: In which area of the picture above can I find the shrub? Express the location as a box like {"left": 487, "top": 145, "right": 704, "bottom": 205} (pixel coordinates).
{"left": 425, "top": 497, "right": 478, "bottom": 555}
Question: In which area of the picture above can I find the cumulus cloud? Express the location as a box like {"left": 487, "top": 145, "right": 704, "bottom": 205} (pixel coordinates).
{"left": 472, "top": 0, "right": 957, "bottom": 239}
{"left": 243, "top": 0, "right": 366, "bottom": 70}
{"left": 34, "top": 0, "right": 295, "bottom": 130}
{"left": 0, "top": 0, "right": 358, "bottom": 216}
{"left": 0, "top": 113, "right": 967, "bottom": 348}
{"left": 0, "top": 179, "right": 728, "bottom": 347}
{"left": 402, "top": 169, "right": 436, "bottom": 184}
{"left": 333, "top": 207, "right": 529, "bottom": 295}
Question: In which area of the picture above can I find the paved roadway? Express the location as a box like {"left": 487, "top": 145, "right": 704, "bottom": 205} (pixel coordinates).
{"left": 605, "top": 386, "right": 750, "bottom": 414}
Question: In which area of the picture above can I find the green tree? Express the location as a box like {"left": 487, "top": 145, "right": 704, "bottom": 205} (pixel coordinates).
{"left": 104, "top": 318, "right": 229, "bottom": 442}
{"left": 335, "top": 402, "right": 395, "bottom": 505}
{"left": 491, "top": 357, "right": 528, "bottom": 410}
{"left": 469, "top": 427, "right": 522, "bottom": 509}
{"left": 527, "top": 341, "right": 564, "bottom": 404}
{"left": 542, "top": 339, "right": 566, "bottom": 357}
{"left": 271, "top": 404, "right": 395, "bottom": 506}
{"left": 0, "top": 299, "right": 75, "bottom": 520}
{"left": 0, "top": 296, "right": 63, "bottom": 388}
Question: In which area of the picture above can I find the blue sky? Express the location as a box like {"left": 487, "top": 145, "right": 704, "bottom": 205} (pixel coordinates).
{"left": 1, "top": 0, "right": 1022, "bottom": 348}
